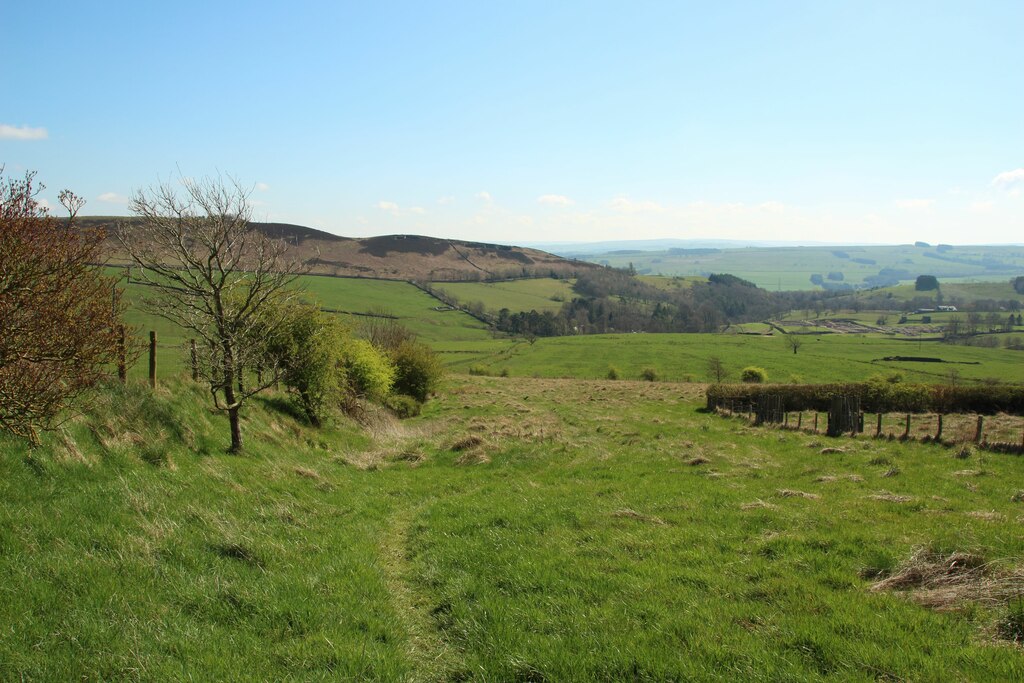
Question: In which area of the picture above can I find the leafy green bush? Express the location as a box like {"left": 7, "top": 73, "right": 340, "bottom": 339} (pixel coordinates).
{"left": 258, "top": 302, "right": 348, "bottom": 427}
{"left": 740, "top": 366, "right": 767, "bottom": 383}
{"left": 606, "top": 366, "right": 620, "bottom": 380}
{"left": 391, "top": 340, "right": 443, "bottom": 402}
{"left": 343, "top": 339, "right": 395, "bottom": 401}
{"left": 384, "top": 393, "right": 421, "bottom": 418}
{"left": 468, "top": 365, "right": 490, "bottom": 376}
{"left": 640, "top": 367, "right": 659, "bottom": 382}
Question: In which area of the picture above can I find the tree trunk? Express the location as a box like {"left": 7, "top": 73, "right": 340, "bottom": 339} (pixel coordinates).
{"left": 228, "top": 406, "right": 242, "bottom": 453}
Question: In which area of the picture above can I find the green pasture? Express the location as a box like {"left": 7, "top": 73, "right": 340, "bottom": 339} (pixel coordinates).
{"left": 441, "top": 332, "right": 1024, "bottom": 385}
{"left": 3, "top": 376, "right": 1024, "bottom": 680}
{"left": 593, "top": 244, "right": 1024, "bottom": 290}
{"left": 432, "top": 277, "right": 576, "bottom": 314}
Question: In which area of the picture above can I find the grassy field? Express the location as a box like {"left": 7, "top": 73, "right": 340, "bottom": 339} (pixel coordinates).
{"left": 591, "top": 244, "right": 1024, "bottom": 290}
{"left": 440, "top": 332, "right": 1024, "bottom": 385}
{"left": 3, "top": 376, "right": 1024, "bottom": 680}
{"left": 432, "top": 278, "right": 576, "bottom": 314}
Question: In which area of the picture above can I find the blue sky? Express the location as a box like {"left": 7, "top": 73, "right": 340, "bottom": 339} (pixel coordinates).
{"left": 3, "top": 1, "right": 1021, "bottom": 244}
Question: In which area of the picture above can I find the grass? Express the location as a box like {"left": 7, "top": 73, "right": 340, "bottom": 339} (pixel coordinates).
{"left": 432, "top": 277, "right": 576, "bottom": 314}
{"left": 440, "top": 332, "right": 1024, "bottom": 384}
{"left": 4, "top": 376, "right": 1024, "bottom": 680}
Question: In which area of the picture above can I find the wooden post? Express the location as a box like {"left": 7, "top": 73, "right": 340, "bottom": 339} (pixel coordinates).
{"left": 974, "top": 415, "right": 984, "bottom": 444}
{"left": 117, "top": 325, "right": 126, "bottom": 384}
{"left": 814, "top": 413, "right": 818, "bottom": 432}
{"left": 148, "top": 331, "right": 157, "bottom": 388}
{"left": 797, "top": 412, "right": 803, "bottom": 429}
{"left": 190, "top": 339, "right": 199, "bottom": 381}
{"left": 876, "top": 413, "right": 883, "bottom": 437}
{"left": 903, "top": 414, "right": 911, "bottom": 439}
{"left": 935, "top": 414, "right": 943, "bottom": 441}
{"left": 784, "top": 412, "right": 789, "bottom": 427}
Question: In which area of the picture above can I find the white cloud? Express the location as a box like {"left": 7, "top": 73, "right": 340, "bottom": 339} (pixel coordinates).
{"left": 97, "top": 192, "right": 128, "bottom": 204}
{"left": 992, "top": 168, "right": 1024, "bottom": 194}
{"left": 894, "top": 198, "right": 934, "bottom": 210}
{"left": 377, "top": 201, "right": 400, "bottom": 213}
{"left": 409, "top": 206, "right": 426, "bottom": 215}
{"left": 376, "top": 200, "right": 426, "bottom": 217}
{"left": 757, "top": 201, "right": 785, "bottom": 213}
{"left": 476, "top": 191, "right": 493, "bottom": 202}
{"left": 609, "top": 196, "right": 665, "bottom": 213}
{"left": 0, "top": 123, "right": 48, "bottom": 140}
{"left": 537, "top": 194, "right": 574, "bottom": 207}
{"left": 256, "top": 182, "right": 270, "bottom": 192}
{"left": 436, "top": 196, "right": 455, "bottom": 205}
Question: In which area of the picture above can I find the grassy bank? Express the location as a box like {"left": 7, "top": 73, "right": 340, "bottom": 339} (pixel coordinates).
{"left": 3, "top": 376, "right": 1024, "bottom": 680}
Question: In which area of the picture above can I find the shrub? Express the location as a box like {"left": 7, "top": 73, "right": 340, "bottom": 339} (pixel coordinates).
{"left": 468, "top": 365, "right": 490, "bottom": 376}
{"left": 390, "top": 340, "right": 443, "bottom": 402}
{"left": 343, "top": 339, "right": 395, "bottom": 401}
{"left": 740, "top": 366, "right": 767, "bottom": 383}
{"left": 384, "top": 394, "right": 421, "bottom": 418}
{"left": 640, "top": 367, "right": 659, "bottom": 382}
{"left": 606, "top": 366, "right": 620, "bottom": 380}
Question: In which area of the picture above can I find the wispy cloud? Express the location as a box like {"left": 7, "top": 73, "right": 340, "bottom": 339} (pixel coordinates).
{"left": 376, "top": 200, "right": 426, "bottom": 217}
{"left": 437, "top": 196, "right": 455, "bottom": 205}
{"left": 97, "top": 192, "right": 128, "bottom": 204}
{"left": 537, "top": 194, "right": 574, "bottom": 207}
{"left": 609, "top": 196, "right": 665, "bottom": 213}
{"left": 255, "top": 182, "right": 270, "bottom": 192}
{"left": 992, "top": 168, "right": 1024, "bottom": 194}
{"left": 0, "top": 123, "right": 48, "bottom": 140}
{"left": 894, "top": 198, "right": 934, "bottom": 210}
{"left": 476, "top": 191, "right": 493, "bottom": 203}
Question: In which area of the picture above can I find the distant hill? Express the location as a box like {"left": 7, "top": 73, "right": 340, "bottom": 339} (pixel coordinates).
{"left": 76, "top": 217, "right": 595, "bottom": 282}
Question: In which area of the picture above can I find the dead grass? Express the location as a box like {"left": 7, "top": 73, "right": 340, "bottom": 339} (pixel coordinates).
{"left": 868, "top": 491, "right": 914, "bottom": 503}
{"left": 814, "top": 474, "right": 864, "bottom": 483}
{"left": 740, "top": 500, "right": 777, "bottom": 510}
{"left": 612, "top": 508, "right": 668, "bottom": 526}
{"left": 687, "top": 456, "right": 711, "bottom": 466}
{"left": 870, "top": 548, "right": 1024, "bottom": 614}
{"left": 776, "top": 489, "right": 820, "bottom": 500}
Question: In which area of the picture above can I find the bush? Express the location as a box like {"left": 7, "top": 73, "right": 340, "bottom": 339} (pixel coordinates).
{"left": 390, "top": 340, "right": 443, "bottom": 402}
{"left": 740, "top": 367, "right": 767, "bottom": 383}
{"left": 343, "top": 339, "right": 395, "bottom": 401}
{"left": 384, "top": 394, "right": 421, "bottom": 418}
{"left": 606, "top": 366, "right": 620, "bottom": 380}
{"left": 640, "top": 367, "right": 659, "bottom": 382}
{"left": 259, "top": 302, "right": 349, "bottom": 427}
{"left": 468, "top": 365, "right": 490, "bottom": 376}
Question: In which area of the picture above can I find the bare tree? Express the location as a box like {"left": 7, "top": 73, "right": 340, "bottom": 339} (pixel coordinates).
{"left": 117, "top": 175, "right": 307, "bottom": 452}
{"left": 786, "top": 333, "right": 804, "bottom": 355}
{"left": 706, "top": 356, "right": 726, "bottom": 383}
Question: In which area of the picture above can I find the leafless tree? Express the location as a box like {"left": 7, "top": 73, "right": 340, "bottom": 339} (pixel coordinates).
{"left": 786, "top": 333, "right": 804, "bottom": 355}
{"left": 117, "top": 175, "right": 307, "bottom": 452}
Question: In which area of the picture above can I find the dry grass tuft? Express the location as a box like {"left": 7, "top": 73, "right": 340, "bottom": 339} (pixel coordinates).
{"left": 450, "top": 435, "right": 484, "bottom": 452}
{"left": 687, "top": 456, "right": 711, "bottom": 466}
{"left": 881, "top": 466, "right": 901, "bottom": 478}
{"left": 454, "top": 451, "right": 491, "bottom": 466}
{"left": 776, "top": 489, "right": 820, "bottom": 500}
{"left": 952, "top": 469, "right": 984, "bottom": 477}
{"left": 1011, "top": 491, "right": 1024, "bottom": 503}
{"left": 819, "top": 447, "right": 846, "bottom": 455}
{"left": 815, "top": 474, "right": 864, "bottom": 483}
{"left": 612, "top": 508, "right": 668, "bottom": 526}
{"left": 740, "top": 499, "right": 777, "bottom": 510}
{"left": 870, "top": 548, "right": 1024, "bottom": 613}
{"left": 967, "top": 511, "right": 1004, "bottom": 522}
{"left": 868, "top": 491, "right": 914, "bottom": 503}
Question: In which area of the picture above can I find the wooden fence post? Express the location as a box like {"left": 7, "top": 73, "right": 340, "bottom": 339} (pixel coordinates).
{"left": 148, "top": 331, "right": 157, "bottom": 388}
{"left": 902, "top": 414, "right": 911, "bottom": 439}
{"left": 190, "top": 339, "right": 199, "bottom": 381}
{"left": 974, "top": 415, "right": 984, "bottom": 444}
{"left": 117, "top": 325, "right": 126, "bottom": 384}
{"left": 814, "top": 413, "right": 818, "bottom": 432}
{"left": 797, "top": 412, "right": 803, "bottom": 429}
{"left": 876, "top": 413, "right": 883, "bottom": 438}
{"left": 935, "top": 414, "right": 943, "bottom": 442}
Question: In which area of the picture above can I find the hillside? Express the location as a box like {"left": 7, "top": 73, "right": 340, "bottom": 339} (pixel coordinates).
{"left": 79, "top": 217, "right": 594, "bottom": 282}
{"left": 4, "top": 376, "right": 1024, "bottom": 680}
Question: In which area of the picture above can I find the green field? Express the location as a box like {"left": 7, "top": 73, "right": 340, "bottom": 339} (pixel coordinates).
{"left": 440, "top": 333, "right": 1024, "bottom": 385}
{"left": 4, "top": 376, "right": 1024, "bottom": 680}
{"left": 590, "top": 244, "right": 1024, "bottom": 291}
{"left": 432, "top": 278, "right": 576, "bottom": 314}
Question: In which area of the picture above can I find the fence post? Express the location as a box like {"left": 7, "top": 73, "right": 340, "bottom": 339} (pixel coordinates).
{"left": 974, "top": 415, "right": 984, "bottom": 444}
{"left": 797, "top": 412, "right": 802, "bottom": 429}
{"left": 814, "top": 413, "right": 818, "bottom": 432}
{"left": 190, "top": 339, "right": 198, "bottom": 381}
{"left": 903, "top": 414, "right": 911, "bottom": 439}
{"left": 876, "top": 413, "right": 883, "bottom": 438}
{"left": 935, "top": 414, "right": 943, "bottom": 442}
{"left": 117, "top": 325, "right": 126, "bottom": 383}
{"left": 148, "top": 331, "right": 157, "bottom": 388}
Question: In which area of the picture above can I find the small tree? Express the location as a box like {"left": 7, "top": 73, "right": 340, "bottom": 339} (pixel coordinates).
{"left": 740, "top": 366, "right": 767, "bottom": 383}
{"left": 915, "top": 275, "right": 939, "bottom": 291}
{"left": 785, "top": 334, "right": 803, "bottom": 355}
{"left": 0, "top": 170, "right": 126, "bottom": 445}
{"left": 706, "top": 356, "right": 726, "bottom": 383}
{"left": 118, "top": 175, "right": 307, "bottom": 452}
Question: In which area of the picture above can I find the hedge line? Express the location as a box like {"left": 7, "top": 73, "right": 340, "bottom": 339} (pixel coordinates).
{"left": 706, "top": 383, "right": 1024, "bottom": 416}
